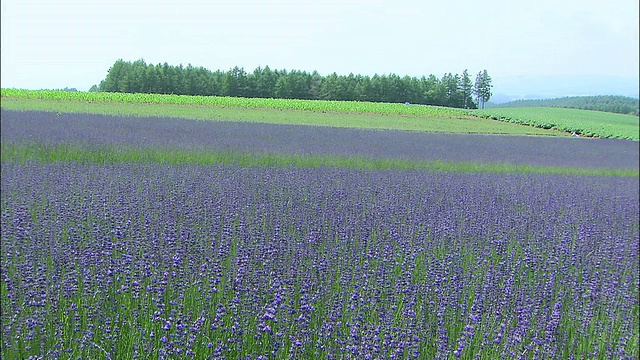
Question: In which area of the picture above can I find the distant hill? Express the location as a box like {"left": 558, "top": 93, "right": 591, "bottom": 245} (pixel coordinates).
{"left": 490, "top": 74, "right": 640, "bottom": 103}
{"left": 487, "top": 95, "right": 639, "bottom": 116}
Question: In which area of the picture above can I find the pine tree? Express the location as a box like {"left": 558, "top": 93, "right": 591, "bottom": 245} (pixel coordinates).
{"left": 474, "top": 70, "right": 492, "bottom": 109}
{"left": 460, "top": 69, "right": 474, "bottom": 109}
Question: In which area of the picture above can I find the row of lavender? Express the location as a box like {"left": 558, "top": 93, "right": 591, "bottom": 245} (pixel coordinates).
{"left": 2, "top": 109, "right": 638, "bottom": 169}
{"left": 2, "top": 163, "right": 638, "bottom": 359}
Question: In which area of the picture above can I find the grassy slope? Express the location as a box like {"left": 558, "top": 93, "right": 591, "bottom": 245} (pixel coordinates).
{"left": 475, "top": 107, "right": 639, "bottom": 140}
{"left": 0, "top": 97, "right": 561, "bottom": 136}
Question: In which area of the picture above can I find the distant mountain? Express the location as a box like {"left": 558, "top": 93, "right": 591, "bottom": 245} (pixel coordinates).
{"left": 486, "top": 95, "right": 639, "bottom": 116}
{"left": 490, "top": 74, "right": 640, "bottom": 104}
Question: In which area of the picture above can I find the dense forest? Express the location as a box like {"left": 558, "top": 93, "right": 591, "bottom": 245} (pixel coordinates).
{"left": 94, "top": 59, "right": 493, "bottom": 109}
{"left": 489, "top": 96, "right": 639, "bottom": 116}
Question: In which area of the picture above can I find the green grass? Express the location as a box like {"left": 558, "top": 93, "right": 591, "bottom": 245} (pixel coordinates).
{"left": 2, "top": 142, "right": 637, "bottom": 177}
{"left": 475, "top": 107, "right": 640, "bottom": 140}
{"left": 1, "top": 90, "right": 564, "bottom": 136}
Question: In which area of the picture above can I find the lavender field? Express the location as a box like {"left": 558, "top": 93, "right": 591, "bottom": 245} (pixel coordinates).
{"left": 1, "top": 110, "right": 639, "bottom": 359}
{"left": 2, "top": 110, "right": 639, "bottom": 170}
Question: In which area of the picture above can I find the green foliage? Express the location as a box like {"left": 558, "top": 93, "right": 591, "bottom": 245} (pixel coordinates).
{"left": 474, "top": 70, "right": 492, "bottom": 109}
{"left": 461, "top": 70, "right": 474, "bottom": 109}
{"left": 475, "top": 107, "right": 639, "bottom": 140}
{"left": 489, "top": 95, "right": 640, "bottom": 116}
{"left": 94, "top": 59, "right": 479, "bottom": 109}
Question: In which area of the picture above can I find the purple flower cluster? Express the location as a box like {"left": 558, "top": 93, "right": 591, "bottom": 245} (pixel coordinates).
{"left": 1, "top": 163, "right": 638, "bottom": 359}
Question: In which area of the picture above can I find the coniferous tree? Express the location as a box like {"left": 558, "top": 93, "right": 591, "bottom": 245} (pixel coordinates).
{"left": 423, "top": 75, "right": 441, "bottom": 105}
{"left": 474, "top": 70, "right": 492, "bottom": 109}
{"left": 252, "top": 66, "right": 276, "bottom": 98}
{"left": 274, "top": 74, "right": 291, "bottom": 99}
{"left": 460, "top": 69, "right": 474, "bottom": 109}
{"left": 223, "top": 66, "right": 249, "bottom": 97}
{"left": 442, "top": 73, "right": 462, "bottom": 108}
{"left": 309, "top": 71, "right": 324, "bottom": 100}
{"left": 99, "top": 59, "right": 127, "bottom": 92}
{"left": 98, "top": 59, "right": 489, "bottom": 109}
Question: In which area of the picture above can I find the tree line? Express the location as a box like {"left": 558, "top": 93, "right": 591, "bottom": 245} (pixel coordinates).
{"left": 489, "top": 95, "right": 639, "bottom": 116}
{"left": 94, "top": 59, "right": 492, "bottom": 109}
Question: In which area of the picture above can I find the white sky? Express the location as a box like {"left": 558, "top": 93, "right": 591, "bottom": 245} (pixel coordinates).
{"left": 1, "top": 0, "right": 638, "bottom": 92}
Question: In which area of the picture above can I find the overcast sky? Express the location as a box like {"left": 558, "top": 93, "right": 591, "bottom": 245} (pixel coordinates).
{"left": 1, "top": 0, "right": 638, "bottom": 94}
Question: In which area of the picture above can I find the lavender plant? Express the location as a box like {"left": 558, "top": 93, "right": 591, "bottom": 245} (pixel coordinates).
{"left": 2, "top": 163, "right": 638, "bottom": 359}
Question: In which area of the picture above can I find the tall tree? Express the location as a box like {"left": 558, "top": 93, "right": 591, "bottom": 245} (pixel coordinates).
{"left": 97, "top": 59, "right": 490, "bottom": 109}
{"left": 274, "top": 74, "right": 291, "bottom": 98}
{"left": 309, "top": 70, "right": 323, "bottom": 100}
{"left": 474, "top": 70, "right": 492, "bottom": 109}
{"left": 320, "top": 72, "right": 341, "bottom": 100}
{"left": 422, "top": 75, "right": 441, "bottom": 105}
{"left": 460, "top": 69, "right": 474, "bottom": 109}
{"left": 99, "top": 59, "right": 129, "bottom": 92}
{"left": 223, "top": 66, "right": 249, "bottom": 97}
{"left": 353, "top": 74, "right": 372, "bottom": 101}
{"left": 287, "top": 70, "right": 312, "bottom": 99}
{"left": 441, "top": 73, "right": 462, "bottom": 108}
{"left": 253, "top": 66, "right": 277, "bottom": 98}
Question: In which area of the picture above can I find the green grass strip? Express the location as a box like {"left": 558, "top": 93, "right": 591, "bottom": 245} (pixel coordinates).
{"left": 2, "top": 142, "right": 637, "bottom": 177}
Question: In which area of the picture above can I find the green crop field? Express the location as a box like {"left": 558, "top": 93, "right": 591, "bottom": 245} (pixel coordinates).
{"left": 0, "top": 88, "right": 470, "bottom": 116}
{"left": 475, "top": 107, "right": 639, "bottom": 140}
